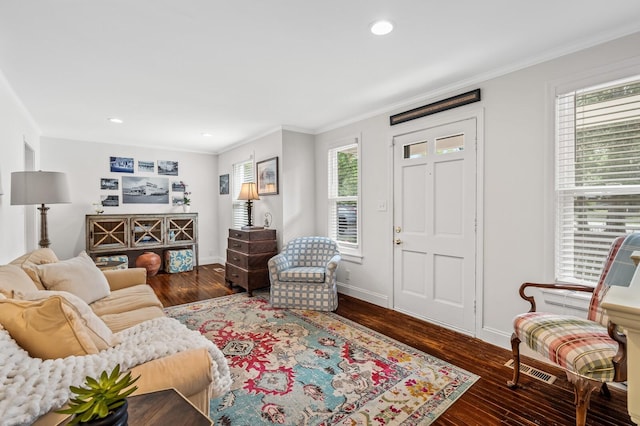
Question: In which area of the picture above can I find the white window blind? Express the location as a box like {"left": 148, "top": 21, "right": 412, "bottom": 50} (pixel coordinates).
{"left": 556, "top": 76, "right": 640, "bottom": 284}
{"left": 232, "top": 159, "right": 254, "bottom": 229}
{"left": 328, "top": 139, "right": 360, "bottom": 251}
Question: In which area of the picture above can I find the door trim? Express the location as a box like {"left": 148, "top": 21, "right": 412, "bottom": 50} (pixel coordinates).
{"left": 389, "top": 106, "right": 484, "bottom": 337}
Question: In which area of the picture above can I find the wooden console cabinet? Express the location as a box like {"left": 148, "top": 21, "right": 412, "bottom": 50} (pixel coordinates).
{"left": 86, "top": 213, "right": 198, "bottom": 268}
{"left": 225, "top": 228, "right": 277, "bottom": 296}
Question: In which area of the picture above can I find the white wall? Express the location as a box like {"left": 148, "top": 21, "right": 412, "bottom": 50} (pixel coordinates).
{"left": 282, "top": 130, "right": 316, "bottom": 243}
{"left": 216, "top": 128, "right": 317, "bottom": 264}
{"left": 0, "top": 70, "right": 41, "bottom": 263}
{"left": 216, "top": 129, "right": 284, "bottom": 262}
{"left": 315, "top": 117, "right": 393, "bottom": 306}
{"left": 40, "top": 137, "right": 219, "bottom": 263}
{"left": 314, "top": 31, "right": 640, "bottom": 349}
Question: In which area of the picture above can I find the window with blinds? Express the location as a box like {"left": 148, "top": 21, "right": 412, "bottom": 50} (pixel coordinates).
{"left": 232, "top": 159, "right": 254, "bottom": 229}
{"left": 328, "top": 139, "right": 360, "bottom": 252}
{"left": 556, "top": 76, "right": 640, "bottom": 284}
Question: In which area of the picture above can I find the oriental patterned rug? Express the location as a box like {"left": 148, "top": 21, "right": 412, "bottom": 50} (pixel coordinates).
{"left": 165, "top": 293, "right": 479, "bottom": 425}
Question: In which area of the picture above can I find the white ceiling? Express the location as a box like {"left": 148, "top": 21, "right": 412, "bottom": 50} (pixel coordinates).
{"left": 1, "top": 1, "right": 640, "bottom": 154}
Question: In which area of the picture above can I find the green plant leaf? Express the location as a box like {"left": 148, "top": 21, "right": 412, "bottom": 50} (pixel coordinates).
{"left": 56, "top": 364, "right": 139, "bottom": 421}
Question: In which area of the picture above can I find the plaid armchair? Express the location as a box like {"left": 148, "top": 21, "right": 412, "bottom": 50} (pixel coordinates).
{"left": 508, "top": 233, "right": 640, "bottom": 426}
{"left": 268, "top": 236, "right": 341, "bottom": 311}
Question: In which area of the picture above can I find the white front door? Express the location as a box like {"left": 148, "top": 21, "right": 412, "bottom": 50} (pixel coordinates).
{"left": 393, "top": 118, "right": 477, "bottom": 334}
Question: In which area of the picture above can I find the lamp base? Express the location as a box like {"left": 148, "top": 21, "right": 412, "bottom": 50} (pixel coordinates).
{"left": 241, "top": 225, "right": 265, "bottom": 230}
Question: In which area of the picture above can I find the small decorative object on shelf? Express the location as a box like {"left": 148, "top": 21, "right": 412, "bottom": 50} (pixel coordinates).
{"left": 56, "top": 364, "right": 139, "bottom": 425}
{"left": 264, "top": 212, "right": 272, "bottom": 228}
{"left": 135, "top": 251, "right": 161, "bottom": 276}
{"left": 181, "top": 181, "right": 191, "bottom": 205}
{"left": 92, "top": 202, "right": 104, "bottom": 214}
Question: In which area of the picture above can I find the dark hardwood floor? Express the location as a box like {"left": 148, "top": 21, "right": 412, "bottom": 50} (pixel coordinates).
{"left": 147, "top": 265, "right": 633, "bottom": 426}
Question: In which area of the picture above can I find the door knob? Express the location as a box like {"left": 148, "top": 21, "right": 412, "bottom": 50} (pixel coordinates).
{"left": 394, "top": 239, "right": 402, "bottom": 245}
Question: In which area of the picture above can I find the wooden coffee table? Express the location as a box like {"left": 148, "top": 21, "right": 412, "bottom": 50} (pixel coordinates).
{"left": 127, "top": 388, "right": 212, "bottom": 425}
{"left": 59, "top": 388, "right": 212, "bottom": 425}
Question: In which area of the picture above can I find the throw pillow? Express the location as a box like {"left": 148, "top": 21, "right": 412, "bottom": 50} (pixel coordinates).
{"left": 15, "top": 290, "right": 120, "bottom": 350}
{"left": 0, "top": 264, "right": 39, "bottom": 294}
{"left": 0, "top": 296, "right": 99, "bottom": 358}
{"left": 35, "top": 251, "right": 110, "bottom": 304}
{"left": 10, "top": 248, "right": 59, "bottom": 290}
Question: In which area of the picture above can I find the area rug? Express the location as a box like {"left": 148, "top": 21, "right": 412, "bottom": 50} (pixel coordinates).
{"left": 165, "top": 293, "right": 479, "bottom": 425}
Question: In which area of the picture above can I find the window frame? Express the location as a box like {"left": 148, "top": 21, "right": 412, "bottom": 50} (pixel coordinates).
{"left": 554, "top": 73, "right": 640, "bottom": 285}
{"left": 231, "top": 159, "right": 255, "bottom": 229}
{"left": 327, "top": 136, "right": 362, "bottom": 260}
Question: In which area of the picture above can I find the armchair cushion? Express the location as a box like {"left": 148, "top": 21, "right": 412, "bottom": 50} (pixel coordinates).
{"left": 514, "top": 312, "right": 618, "bottom": 381}
{"left": 278, "top": 266, "right": 326, "bottom": 283}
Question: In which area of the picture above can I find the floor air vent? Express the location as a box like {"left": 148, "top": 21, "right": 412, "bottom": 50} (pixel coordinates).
{"left": 504, "top": 359, "right": 557, "bottom": 384}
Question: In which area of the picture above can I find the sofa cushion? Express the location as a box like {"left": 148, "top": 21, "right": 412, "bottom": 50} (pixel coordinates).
{"left": 102, "top": 305, "right": 166, "bottom": 333}
{"left": 0, "top": 296, "right": 99, "bottom": 358}
{"left": 10, "top": 248, "right": 59, "bottom": 290}
{"left": 0, "top": 264, "right": 39, "bottom": 294}
{"left": 278, "top": 266, "right": 326, "bottom": 283}
{"left": 15, "top": 290, "right": 120, "bottom": 350}
{"left": 90, "top": 284, "right": 163, "bottom": 317}
{"left": 129, "top": 347, "right": 213, "bottom": 400}
{"left": 35, "top": 251, "right": 110, "bottom": 304}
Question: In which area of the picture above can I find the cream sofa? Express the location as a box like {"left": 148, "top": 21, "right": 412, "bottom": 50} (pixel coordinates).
{"left": 0, "top": 248, "right": 230, "bottom": 425}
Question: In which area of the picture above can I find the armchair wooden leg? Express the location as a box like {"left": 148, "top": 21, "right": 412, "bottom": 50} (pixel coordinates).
{"left": 507, "top": 332, "right": 521, "bottom": 388}
{"left": 600, "top": 382, "right": 611, "bottom": 399}
{"left": 567, "top": 372, "right": 602, "bottom": 426}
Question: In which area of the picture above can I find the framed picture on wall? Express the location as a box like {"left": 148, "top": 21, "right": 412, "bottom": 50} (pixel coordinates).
{"left": 122, "top": 176, "right": 169, "bottom": 204}
{"left": 256, "top": 157, "right": 278, "bottom": 195}
{"left": 219, "top": 174, "right": 229, "bottom": 195}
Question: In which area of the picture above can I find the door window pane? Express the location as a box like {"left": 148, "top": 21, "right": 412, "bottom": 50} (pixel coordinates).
{"left": 403, "top": 141, "right": 427, "bottom": 159}
{"left": 435, "top": 134, "right": 464, "bottom": 154}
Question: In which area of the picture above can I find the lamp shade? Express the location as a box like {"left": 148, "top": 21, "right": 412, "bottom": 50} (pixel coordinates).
{"left": 11, "top": 171, "right": 71, "bottom": 205}
{"left": 237, "top": 182, "right": 260, "bottom": 201}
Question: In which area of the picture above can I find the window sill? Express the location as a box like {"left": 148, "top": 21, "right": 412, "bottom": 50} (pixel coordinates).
{"left": 340, "top": 252, "right": 363, "bottom": 264}
{"left": 541, "top": 288, "right": 592, "bottom": 312}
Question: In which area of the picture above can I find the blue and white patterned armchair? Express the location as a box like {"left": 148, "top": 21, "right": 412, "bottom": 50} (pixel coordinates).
{"left": 268, "top": 236, "right": 341, "bottom": 311}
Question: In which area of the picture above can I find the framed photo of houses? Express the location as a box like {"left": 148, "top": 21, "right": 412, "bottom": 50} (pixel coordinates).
{"left": 256, "top": 157, "right": 278, "bottom": 195}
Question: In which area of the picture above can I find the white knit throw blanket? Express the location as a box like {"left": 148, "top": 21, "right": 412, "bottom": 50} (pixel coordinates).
{"left": 0, "top": 316, "right": 231, "bottom": 426}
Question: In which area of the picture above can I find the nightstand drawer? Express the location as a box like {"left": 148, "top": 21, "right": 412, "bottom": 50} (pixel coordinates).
{"left": 227, "top": 238, "right": 277, "bottom": 254}
{"left": 225, "top": 263, "right": 249, "bottom": 287}
{"left": 228, "top": 228, "right": 276, "bottom": 241}
{"left": 226, "top": 249, "right": 275, "bottom": 270}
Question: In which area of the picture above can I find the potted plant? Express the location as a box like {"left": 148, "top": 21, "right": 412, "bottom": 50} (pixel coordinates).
{"left": 57, "top": 364, "right": 139, "bottom": 425}
{"left": 181, "top": 180, "right": 192, "bottom": 212}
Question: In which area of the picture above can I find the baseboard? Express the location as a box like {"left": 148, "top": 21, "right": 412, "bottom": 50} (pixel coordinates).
{"left": 477, "top": 326, "right": 512, "bottom": 351}
{"left": 337, "top": 282, "right": 389, "bottom": 308}
{"left": 198, "top": 255, "right": 225, "bottom": 266}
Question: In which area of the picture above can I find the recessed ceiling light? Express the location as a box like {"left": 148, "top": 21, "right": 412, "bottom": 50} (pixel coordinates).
{"left": 107, "top": 117, "right": 123, "bottom": 124}
{"left": 201, "top": 133, "right": 213, "bottom": 137}
{"left": 370, "top": 20, "right": 393, "bottom": 36}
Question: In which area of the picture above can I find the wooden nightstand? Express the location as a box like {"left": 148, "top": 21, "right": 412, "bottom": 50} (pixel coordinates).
{"left": 225, "top": 228, "right": 277, "bottom": 296}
